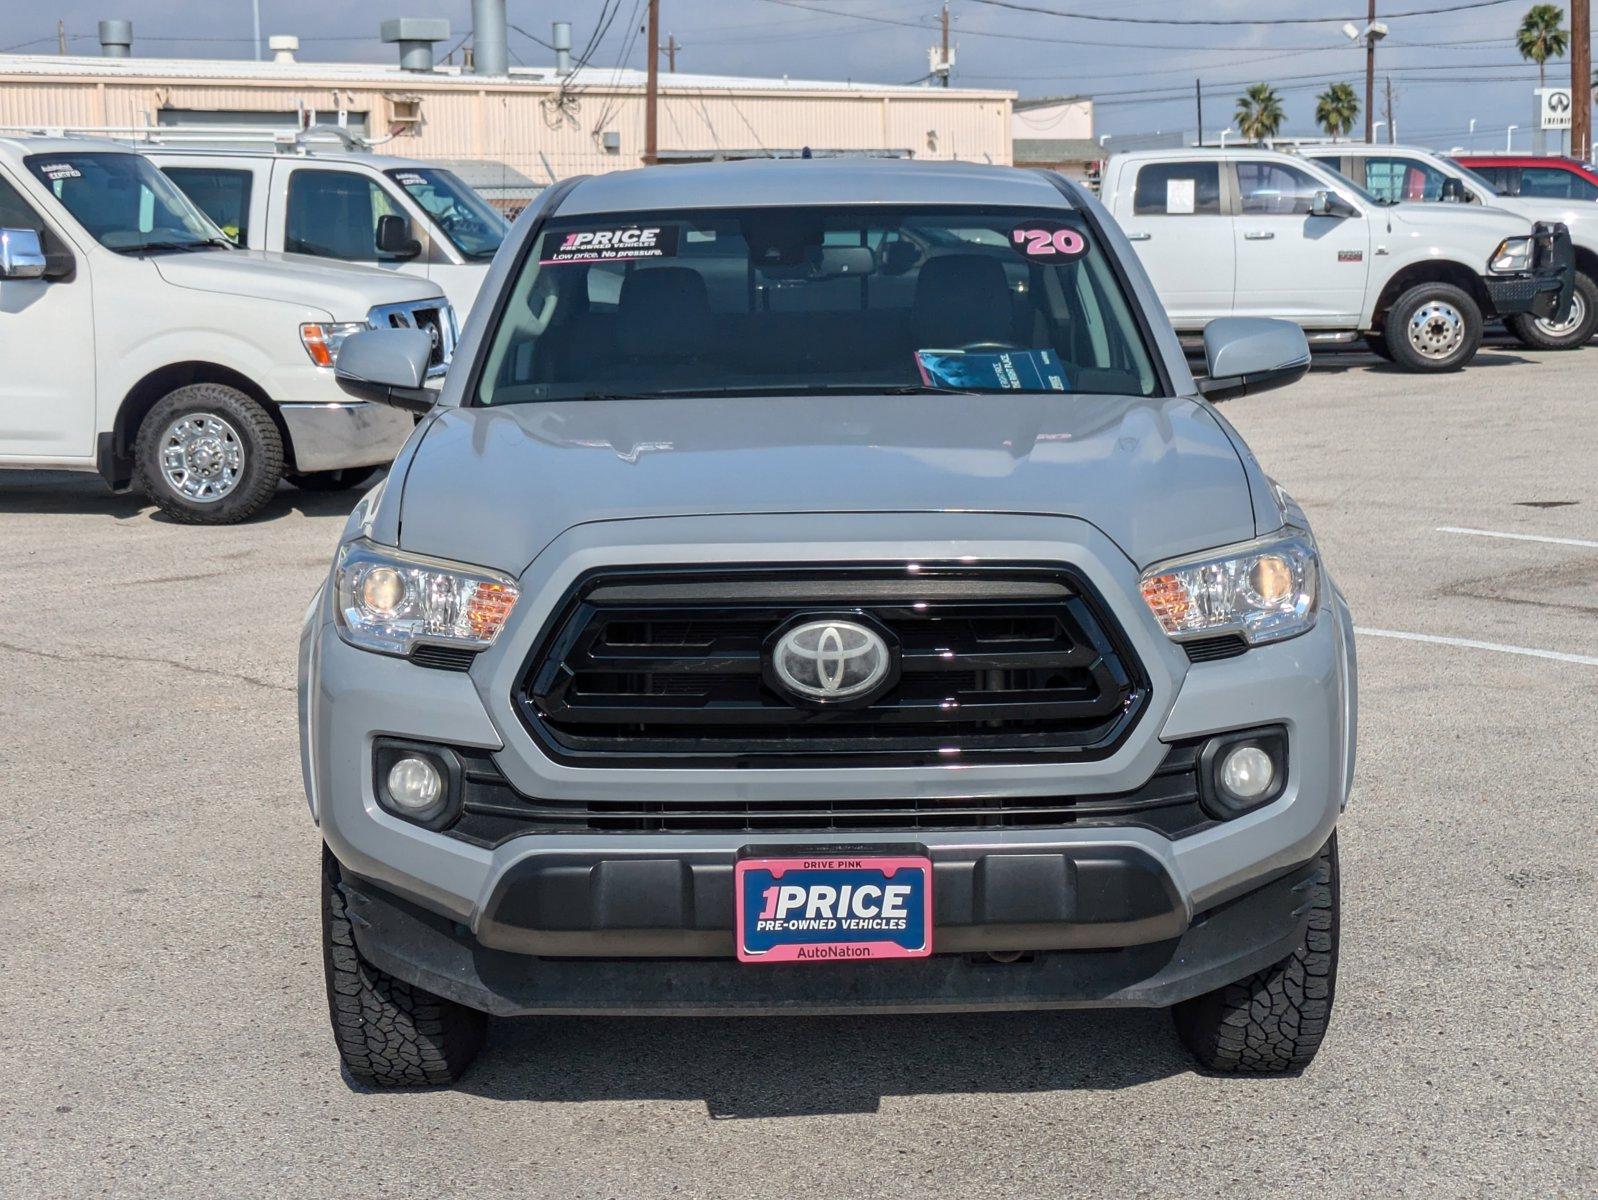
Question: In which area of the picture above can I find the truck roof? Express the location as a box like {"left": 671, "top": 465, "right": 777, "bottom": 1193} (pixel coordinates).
{"left": 136, "top": 146, "right": 435, "bottom": 171}
{"left": 0, "top": 134, "right": 139, "bottom": 160}
{"left": 1106, "top": 146, "right": 1306, "bottom": 164}
{"left": 559, "top": 158, "right": 1074, "bottom": 215}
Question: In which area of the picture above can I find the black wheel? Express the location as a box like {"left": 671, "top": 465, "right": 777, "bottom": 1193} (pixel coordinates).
{"left": 1505, "top": 270, "right": 1598, "bottom": 350}
{"left": 132, "top": 383, "right": 283, "bottom": 524}
{"left": 1172, "top": 833, "right": 1340, "bottom": 1074}
{"left": 1362, "top": 331, "right": 1394, "bottom": 361}
{"left": 285, "top": 466, "right": 380, "bottom": 492}
{"left": 322, "top": 846, "right": 486, "bottom": 1087}
{"left": 1382, "top": 282, "right": 1482, "bottom": 372}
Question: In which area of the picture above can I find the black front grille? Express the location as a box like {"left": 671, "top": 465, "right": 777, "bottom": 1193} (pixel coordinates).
{"left": 517, "top": 564, "right": 1149, "bottom": 767}
{"left": 447, "top": 739, "right": 1210, "bottom": 842}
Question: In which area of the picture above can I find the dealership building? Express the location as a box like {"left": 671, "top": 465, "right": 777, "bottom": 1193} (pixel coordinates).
{"left": 0, "top": 29, "right": 1014, "bottom": 208}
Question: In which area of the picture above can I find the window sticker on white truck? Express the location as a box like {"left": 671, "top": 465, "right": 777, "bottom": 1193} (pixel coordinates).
{"left": 1010, "top": 225, "right": 1089, "bottom": 260}
{"left": 393, "top": 172, "right": 428, "bottom": 186}
{"left": 38, "top": 162, "right": 82, "bottom": 181}
{"left": 542, "top": 225, "right": 680, "bottom": 264}
{"left": 1166, "top": 178, "right": 1197, "bottom": 214}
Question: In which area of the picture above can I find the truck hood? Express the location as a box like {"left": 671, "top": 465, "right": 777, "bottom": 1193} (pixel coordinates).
{"left": 1385, "top": 200, "right": 1532, "bottom": 239}
{"left": 153, "top": 249, "right": 445, "bottom": 320}
{"left": 395, "top": 393, "right": 1259, "bottom": 574}
{"left": 1481, "top": 194, "right": 1595, "bottom": 242}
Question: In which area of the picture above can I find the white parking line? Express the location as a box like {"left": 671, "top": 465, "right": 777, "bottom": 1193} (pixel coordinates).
{"left": 1436, "top": 526, "right": 1598, "bottom": 549}
{"left": 1354, "top": 626, "right": 1598, "bottom": 667}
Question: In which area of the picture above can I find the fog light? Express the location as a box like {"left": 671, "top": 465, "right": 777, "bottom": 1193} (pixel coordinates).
{"left": 386, "top": 755, "right": 443, "bottom": 812}
{"left": 1198, "top": 728, "right": 1287, "bottom": 820}
{"left": 1219, "top": 744, "right": 1275, "bottom": 802}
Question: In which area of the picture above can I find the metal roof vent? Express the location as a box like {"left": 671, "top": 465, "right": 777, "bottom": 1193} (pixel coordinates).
{"left": 268, "top": 35, "right": 299, "bottom": 64}
{"left": 98, "top": 19, "right": 132, "bottom": 58}
{"left": 553, "top": 21, "right": 572, "bottom": 76}
{"left": 381, "top": 18, "right": 450, "bottom": 73}
{"left": 471, "top": 0, "right": 508, "bottom": 76}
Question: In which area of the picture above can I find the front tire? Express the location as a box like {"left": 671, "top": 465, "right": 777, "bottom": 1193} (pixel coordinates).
{"left": 322, "top": 847, "right": 487, "bottom": 1087}
{"left": 1362, "top": 331, "right": 1394, "bottom": 361}
{"left": 1382, "top": 282, "right": 1482, "bottom": 372}
{"left": 1172, "top": 833, "right": 1340, "bottom": 1074}
{"left": 132, "top": 383, "right": 284, "bottom": 524}
{"left": 1505, "top": 270, "right": 1598, "bottom": 350}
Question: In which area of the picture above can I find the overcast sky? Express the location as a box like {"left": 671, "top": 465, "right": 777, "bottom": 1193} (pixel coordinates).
{"left": 8, "top": 0, "right": 1583, "bottom": 150}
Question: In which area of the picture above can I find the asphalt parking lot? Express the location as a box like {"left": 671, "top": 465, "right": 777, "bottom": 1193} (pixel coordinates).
{"left": 3, "top": 345, "right": 1595, "bottom": 1198}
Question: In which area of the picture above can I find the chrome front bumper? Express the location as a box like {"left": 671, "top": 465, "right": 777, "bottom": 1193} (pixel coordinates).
{"left": 277, "top": 400, "right": 418, "bottom": 473}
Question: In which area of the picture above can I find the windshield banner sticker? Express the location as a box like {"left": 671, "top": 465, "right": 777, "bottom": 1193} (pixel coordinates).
{"left": 39, "top": 162, "right": 82, "bottom": 181}
{"left": 393, "top": 172, "right": 428, "bottom": 186}
{"left": 916, "top": 348, "right": 1069, "bottom": 392}
{"left": 542, "top": 225, "right": 680, "bottom": 264}
{"left": 1011, "top": 225, "right": 1088, "bottom": 260}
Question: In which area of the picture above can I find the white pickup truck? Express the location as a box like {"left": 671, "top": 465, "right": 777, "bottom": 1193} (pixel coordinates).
{"left": 1102, "top": 147, "right": 1573, "bottom": 371}
{"left": 143, "top": 146, "right": 508, "bottom": 318}
{"left": 1305, "top": 143, "right": 1597, "bottom": 349}
{"left": 0, "top": 137, "right": 455, "bottom": 524}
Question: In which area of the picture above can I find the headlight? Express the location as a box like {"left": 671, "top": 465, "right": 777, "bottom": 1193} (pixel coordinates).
{"left": 334, "top": 539, "right": 519, "bottom": 656}
{"left": 1140, "top": 531, "right": 1319, "bottom": 645}
{"left": 300, "top": 321, "right": 370, "bottom": 368}
{"left": 1488, "top": 236, "right": 1533, "bottom": 274}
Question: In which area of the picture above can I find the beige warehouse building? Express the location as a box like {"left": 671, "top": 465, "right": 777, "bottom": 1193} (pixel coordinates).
{"left": 0, "top": 49, "right": 1014, "bottom": 205}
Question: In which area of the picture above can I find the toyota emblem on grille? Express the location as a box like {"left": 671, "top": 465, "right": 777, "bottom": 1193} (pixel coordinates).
{"left": 767, "top": 616, "right": 896, "bottom": 705}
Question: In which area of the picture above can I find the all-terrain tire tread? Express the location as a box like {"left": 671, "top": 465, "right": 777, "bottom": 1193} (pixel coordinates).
{"left": 1172, "top": 833, "right": 1340, "bottom": 1074}
{"left": 321, "top": 847, "right": 486, "bottom": 1086}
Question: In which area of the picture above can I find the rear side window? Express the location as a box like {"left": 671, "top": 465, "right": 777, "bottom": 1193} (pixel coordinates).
{"left": 1519, "top": 166, "right": 1598, "bottom": 200}
{"left": 1235, "top": 161, "right": 1323, "bottom": 215}
{"left": 163, "top": 167, "right": 253, "bottom": 244}
{"left": 1466, "top": 164, "right": 1515, "bottom": 193}
{"left": 1133, "top": 162, "right": 1221, "bottom": 215}
{"left": 285, "top": 169, "right": 406, "bottom": 262}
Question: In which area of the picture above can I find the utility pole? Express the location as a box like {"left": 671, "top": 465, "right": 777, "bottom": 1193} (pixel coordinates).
{"left": 1364, "top": 0, "right": 1377, "bottom": 142}
{"left": 1574, "top": 0, "right": 1592, "bottom": 161}
{"left": 644, "top": 0, "right": 660, "bottom": 165}
{"left": 1195, "top": 78, "right": 1203, "bottom": 145}
{"left": 57, "top": 19, "right": 66, "bottom": 54}
{"left": 1383, "top": 75, "right": 1395, "bottom": 143}
{"left": 663, "top": 33, "right": 678, "bottom": 72}
{"left": 940, "top": 3, "right": 951, "bottom": 87}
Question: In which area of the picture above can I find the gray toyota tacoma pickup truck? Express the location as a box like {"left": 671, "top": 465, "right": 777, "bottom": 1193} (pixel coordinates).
{"left": 301, "top": 159, "right": 1358, "bottom": 1086}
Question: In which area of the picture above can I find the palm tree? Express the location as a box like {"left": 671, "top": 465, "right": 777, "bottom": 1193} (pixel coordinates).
{"left": 1516, "top": 4, "right": 1569, "bottom": 88}
{"left": 1315, "top": 82, "right": 1361, "bottom": 140}
{"left": 1235, "top": 83, "right": 1286, "bottom": 142}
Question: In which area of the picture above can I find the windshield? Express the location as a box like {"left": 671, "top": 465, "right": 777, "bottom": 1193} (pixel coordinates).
{"left": 475, "top": 205, "right": 1161, "bottom": 405}
{"left": 1449, "top": 161, "right": 1505, "bottom": 196}
{"left": 25, "top": 152, "right": 227, "bottom": 253}
{"left": 385, "top": 168, "right": 507, "bottom": 260}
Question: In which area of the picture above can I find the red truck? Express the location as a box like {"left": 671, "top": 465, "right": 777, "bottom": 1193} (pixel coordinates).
{"left": 1450, "top": 154, "right": 1598, "bottom": 202}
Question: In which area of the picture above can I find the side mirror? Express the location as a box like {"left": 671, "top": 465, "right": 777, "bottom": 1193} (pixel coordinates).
{"left": 334, "top": 328, "right": 437, "bottom": 413}
{"left": 1198, "top": 317, "right": 1310, "bottom": 402}
{"left": 1439, "top": 177, "right": 1466, "bottom": 203}
{"left": 375, "top": 213, "right": 421, "bottom": 259}
{"left": 1309, "top": 190, "right": 1356, "bottom": 219}
{"left": 0, "top": 227, "right": 47, "bottom": 279}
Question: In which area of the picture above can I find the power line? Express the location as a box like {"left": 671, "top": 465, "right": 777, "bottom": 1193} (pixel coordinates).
{"left": 959, "top": 0, "right": 1519, "bottom": 25}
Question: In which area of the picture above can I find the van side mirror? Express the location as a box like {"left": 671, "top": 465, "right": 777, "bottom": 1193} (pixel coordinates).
{"left": 1198, "top": 317, "right": 1311, "bottom": 402}
{"left": 0, "top": 228, "right": 47, "bottom": 279}
{"left": 1309, "top": 190, "right": 1356, "bottom": 219}
{"left": 334, "top": 328, "right": 437, "bottom": 413}
{"left": 375, "top": 213, "right": 422, "bottom": 259}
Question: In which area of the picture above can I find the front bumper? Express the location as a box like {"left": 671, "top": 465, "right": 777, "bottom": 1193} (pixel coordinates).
{"left": 277, "top": 400, "right": 417, "bottom": 473}
{"left": 336, "top": 849, "right": 1322, "bottom": 1016}
{"left": 1484, "top": 222, "right": 1575, "bottom": 321}
{"left": 304, "top": 512, "right": 1358, "bottom": 1011}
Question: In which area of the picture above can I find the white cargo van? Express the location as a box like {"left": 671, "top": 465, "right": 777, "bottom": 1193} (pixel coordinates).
{"left": 144, "top": 146, "right": 508, "bottom": 317}
{"left": 0, "top": 137, "right": 455, "bottom": 524}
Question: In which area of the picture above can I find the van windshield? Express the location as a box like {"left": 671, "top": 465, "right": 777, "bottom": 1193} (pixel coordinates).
{"left": 474, "top": 205, "right": 1161, "bottom": 405}
{"left": 25, "top": 152, "right": 229, "bottom": 253}
{"left": 385, "top": 167, "right": 508, "bottom": 260}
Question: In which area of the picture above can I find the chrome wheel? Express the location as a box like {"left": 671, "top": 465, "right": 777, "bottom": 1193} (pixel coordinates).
{"left": 1533, "top": 288, "right": 1587, "bottom": 337}
{"left": 158, "top": 412, "right": 245, "bottom": 503}
{"left": 1406, "top": 299, "right": 1466, "bottom": 360}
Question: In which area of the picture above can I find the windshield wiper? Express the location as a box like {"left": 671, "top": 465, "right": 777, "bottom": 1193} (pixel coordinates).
{"left": 125, "top": 237, "right": 229, "bottom": 254}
